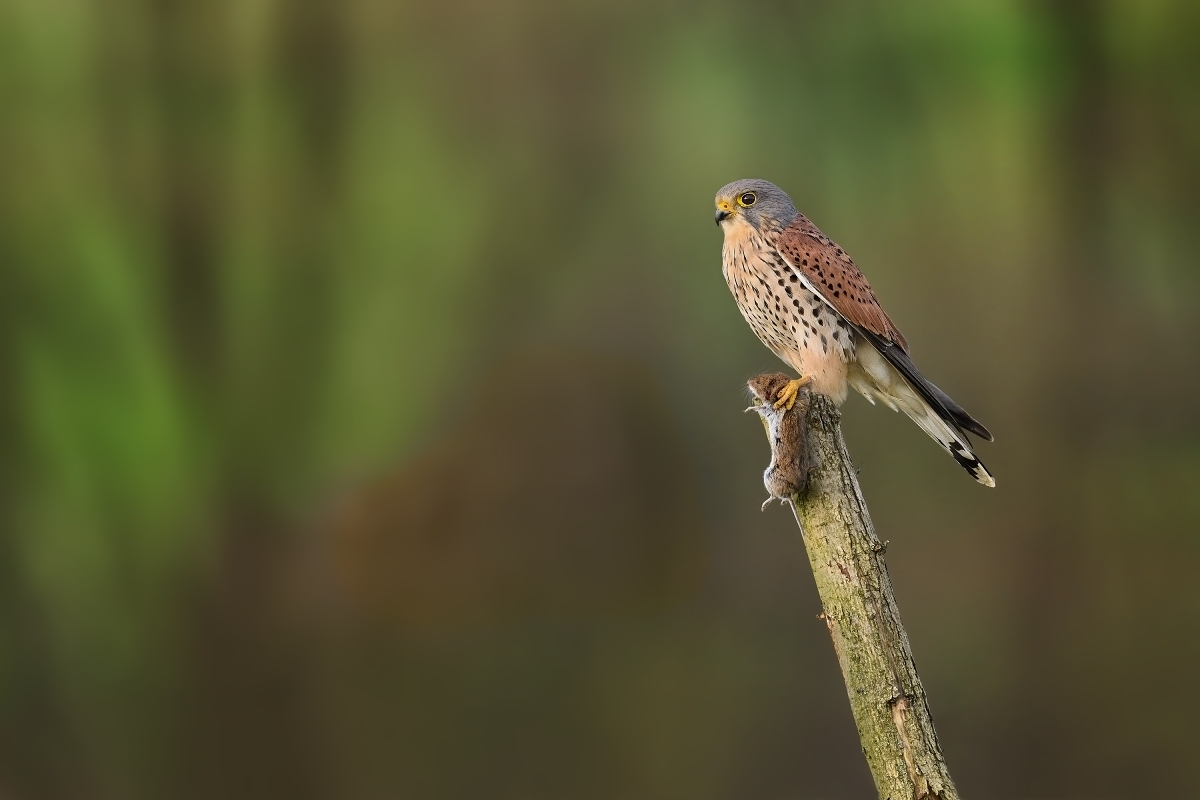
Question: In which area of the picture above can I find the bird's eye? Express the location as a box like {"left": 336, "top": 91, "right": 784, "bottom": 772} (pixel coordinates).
{"left": 737, "top": 192, "right": 757, "bottom": 208}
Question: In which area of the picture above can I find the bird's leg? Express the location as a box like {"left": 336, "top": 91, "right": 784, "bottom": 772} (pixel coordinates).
{"left": 772, "top": 376, "right": 813, "bottom": 411}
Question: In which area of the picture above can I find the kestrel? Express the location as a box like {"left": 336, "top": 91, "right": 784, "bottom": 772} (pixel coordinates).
{"left": 716, "top": 179, "right": 994, "bottom": 486}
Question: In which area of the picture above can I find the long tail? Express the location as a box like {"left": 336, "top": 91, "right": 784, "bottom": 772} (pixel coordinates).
{"left": 853, "top": 335, "right": 995, "bottom": 487}
{"left": 894, "top": 389, "right": 995, "bottom": 487}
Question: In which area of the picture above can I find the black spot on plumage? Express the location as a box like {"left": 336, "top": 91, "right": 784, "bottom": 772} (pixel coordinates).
{"left": 790, "top": 274, "right": 798, "bottom": 282}
{"left": 948, "top": 441, "right": 980, "bottom": 472}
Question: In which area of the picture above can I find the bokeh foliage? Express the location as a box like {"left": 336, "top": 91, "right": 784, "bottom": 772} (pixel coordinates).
{"left": 1, "top": 0, "right": 1198, "bottom": 797}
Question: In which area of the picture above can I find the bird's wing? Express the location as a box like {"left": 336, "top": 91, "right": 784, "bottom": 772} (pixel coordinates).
{"left": 775, "top": 215, "right": 909, "bottom": 352}
{"left": 774, "top": 215, "right": 993, "bottom": 443}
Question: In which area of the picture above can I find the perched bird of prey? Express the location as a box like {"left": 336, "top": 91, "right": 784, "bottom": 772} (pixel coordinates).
{"left": 715, "top": 179, "right": 994, "bottom": 486}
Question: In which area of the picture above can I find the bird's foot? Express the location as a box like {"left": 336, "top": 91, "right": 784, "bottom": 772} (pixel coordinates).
{"left": 772, "top": 376, "right": 813, "bottom": 411}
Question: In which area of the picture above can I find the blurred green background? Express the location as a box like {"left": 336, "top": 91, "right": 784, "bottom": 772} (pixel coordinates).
{"left": 2, "top": 0, "right": 1199, "bottom": 797}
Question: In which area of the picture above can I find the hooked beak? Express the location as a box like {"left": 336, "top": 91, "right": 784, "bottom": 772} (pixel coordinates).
{"left": 715, "top": 199, "right": 734, "bottom": 225}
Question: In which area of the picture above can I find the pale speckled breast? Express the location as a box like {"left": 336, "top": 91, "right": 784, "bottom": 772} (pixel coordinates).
{"left": 721, "top": 217, "right": 855, "bottom": 400}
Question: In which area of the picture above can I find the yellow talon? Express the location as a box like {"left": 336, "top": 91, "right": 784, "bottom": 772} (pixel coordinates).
{"left": 772, "top": 376, "right": 813, "bottom": 411}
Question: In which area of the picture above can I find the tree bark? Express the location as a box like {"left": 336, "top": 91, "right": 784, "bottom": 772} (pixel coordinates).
{"left": 747, "top": 373, "right": 959, "bottom": 800}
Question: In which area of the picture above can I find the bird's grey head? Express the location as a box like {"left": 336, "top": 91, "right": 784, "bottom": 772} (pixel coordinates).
{"left": 714, "top": 179, "right": 798, "bottom": 231}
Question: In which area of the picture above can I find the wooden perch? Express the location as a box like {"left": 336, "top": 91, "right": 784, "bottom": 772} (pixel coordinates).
{"left": 746, "top": 373, "right": 960, "bottom": 800}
